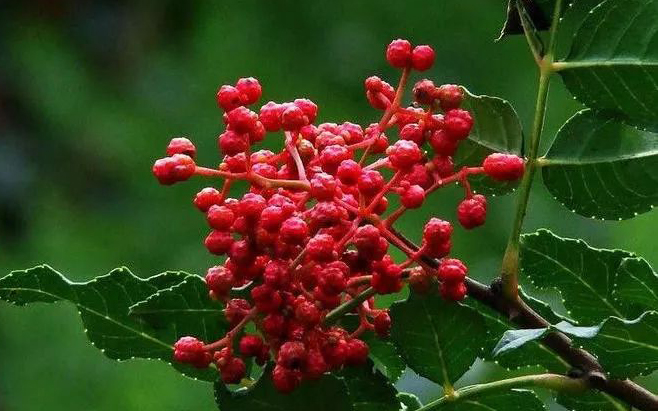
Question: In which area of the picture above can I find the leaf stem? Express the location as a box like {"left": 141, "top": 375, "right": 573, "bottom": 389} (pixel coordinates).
{"left": 516, "top": 1, "right": 543, "bottom": 64}
{"left": 501, "top": 0, "right": 563, "bottom": 300}
{"left": 416, "top": 374, "right": 586, "bottom": 411}
{"left": 324, "top": 287, "right": 377, "bottom": 325}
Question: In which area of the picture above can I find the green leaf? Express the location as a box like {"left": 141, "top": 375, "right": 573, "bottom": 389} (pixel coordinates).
{"left": 337, "top": 363, "right": 401, "bottom": 411}
{"left": 390, "top": 292, "right": 486, "bottom": 386}
{"left": 492, "top": 320, "right": 600, "bottom": 356}
{"left": 455, "top": 88, "right": 523, "bottom": 195}
{"left": 0, "top": 265, "right": 216, "bottom": 381}
{"left": 577, "top": 312, "right": 658, "bottom": 378}
{"left": 492, "top": 312, "right": 658, "bottom": 379}
{"left": 439, "top": 389, "right": 546, "bottom": 411}
{"left": 557, "top": 0, "right": 658, "bottom": 127}
{"left": 130, "top": 275, "right": 228, "bottom": 343}
{"left": 612, "top": 257, "right": 658, "bottom": 315}
{"left": 341, "top": 315, "right": 405, "bottom": 382}
{"left": 521, "top": 229, "right": 635, "bottom": 323}
{"left": 364, "top": 336, "right": 405, "bottom": 383}
{"left": 397, "top": 393, "right": 422, "bottom": 411}
{"left": 215, "top": 368, "right": 353, "bottom": 411}
{"left": 465, "top": 291, "right": 569, "bottom": 372}
{"left": 541, "top": 110, "right": 658, "bottom": 220}
{"left": 558, "top": 391, "right": 629, "bottom": 411}
{"left": 492, "top": 328, "right": 550, "bottom": 357}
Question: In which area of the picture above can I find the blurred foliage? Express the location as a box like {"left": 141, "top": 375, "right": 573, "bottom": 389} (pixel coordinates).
{"left": 0, "top": 1, "right": 656, "bottom": 410}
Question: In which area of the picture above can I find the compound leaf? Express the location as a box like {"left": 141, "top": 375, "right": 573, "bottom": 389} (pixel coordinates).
{"left": 130, "top": 275, "right": 228, "bottom": 343}
{"left": 542, "top": 110, "right": 658, "bottom": 220}
{"left": 557, "top": 0, "right": 658, "bottom": 128}
{"left": 0, "top": 265, "right": 216, "bottom": 381}
{"left": 390, "top": 292, "right": 486, "bottom": 386}
{"left": 520, "top": 229, "right": 636, "bottom": 323}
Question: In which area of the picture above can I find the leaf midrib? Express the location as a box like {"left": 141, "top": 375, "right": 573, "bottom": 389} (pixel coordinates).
{"left": 523, "top": 245, "right": 625, "bottom": 319}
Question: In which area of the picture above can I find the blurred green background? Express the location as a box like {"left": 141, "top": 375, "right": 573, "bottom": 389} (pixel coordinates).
{"left": 0, "top": 1, "right": 656, "bottom": 410}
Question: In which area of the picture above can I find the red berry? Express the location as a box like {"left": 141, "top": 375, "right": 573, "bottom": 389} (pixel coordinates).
{"left": 437, "top": 84, "right": 464, "bottom": 110}
{"left": 366, "top": 90, "right": 391, "bottom": 110}
{"left": 319, "top": 145, "right": 351, "bottom": 174}
{"left": 166, "top": 137, "right": 196, "bottom": 158}
{"left": 457, "top": 195, "right": 487, "bottom": 229}
{"left": 428, "top": 129, "right": 458, "bottom": 156}
{"left": 411, "top": 45, "right": 435, "bottom": 71}
{"left": 207, "top": 205, "right": 235, "bottom": 231}
{"left": 281, "top": 104, "right": 307, "bottom": 131}
{"left": 204, "top": 230, "right": 234, "bottom": 255}
{"left": 437, "top": 258, "right": 468, "bottom": 284}
{"left": 294, "top": 98, "right": 318, "bottom": 124}
{"left": 294, "top": 299, "right": 321, "bottom": 327}
{"left": 235, "top": 77, "right": 262, "bottom": 105}
{"left": 399, "top": 123, "right": 425, "bottom": 146}
{"left": 229, "top": 239, "right": 255, "bottom": 265}
{"left": 277, "top": 341, "right": 307, "bottom": 370}
{"left": 251, "top": 284, "right": 283, "bottom": 313}
{"left": 174, "top": 336, "right": 212, "bottom": 368}
{"left": 218, "top": 130, "right": 248, "bottom": 156}
{"left": 387, "top": 140, "right": 422, "bottom": 170}
{"left": 305, "top": 349, "right": 328, "bottom": 379}
{"left": 262, "top": 313, "right": 286, "bottom": 337}
{"left": 357, "top": 170, "right": 384, "bottom": 196}
{"left": 239, "top": 335, "right": 265, "bottom": 357}
{"left": 345, "top": 339, "right": 369, "bottom": 365}
{"left": 440, "top": 281, "right": 467, "bottom": 301}
{"left": 260, "top": 205, "right": 287, "bottom": 231}
{"left": 373, "top": 310, "right": 391, "bottom": 337}
{"left": 227, "top": 106, "right": 259, "bottom": 134}
{"left": 401, "top": 185, "right": 426, "bottom": 209}
{"left": 239, "top": 193, "right": 267, "bottom": 219}
{"left": 444, "top": 109, "right": 473, "bottom": 140}
{"left": 409, "top": 268, "right": 433, "bottom": 294}
{"left": 337, "top": 160, "right": 362, "bottom": 185}
{"left": 224, "top": 298, "right": 251, "bottom": 326}
{"left": 152, "top": 154, "right": 196, "bottom": 185}
{"left": 482, "top": 153, "right": 525, "bottom": 181}
{"left": 371, "top": 268, "right": 403, "bottom": 294}
{"left": 307, "top": 234, "right": 335, "bottom": 262}
{"left": 263, "top": 260, "right": 290, "bottom": 289}
{"left": 405, "top": 164, "right": 434, "bottom": 189}
{"left": 339, "top": 122, "right": 364, "bottom": 144}
{"left": 317, "top": 265, "right": 347, "bottom": 296}
{"left": 205, "top": 265, "right": 234, "bottom": 295}
{"left": 216, "top": 85, "right": 243, "bottom": 112}
{"left": 365, "top": 76, "right": 384, "bottom": 92}
{"left": 386, "top": 39, "right": 413, "bottom": 68}
{"left": 413, "top": 79, "right": 437, "bottom": 105}
{"left": 260, "top": 101, "right": 284, "bottom": 131}
{"left": 221, "top": 357, "right": 246, "bottom": 384}
{"left": 310, "top": 173, "right": 338, "bottom": 201}
{"left": 423, "top": 218, "right": 453, "bottom": 245}
{"left": 194, "top": 187, "right": 222, "bottom": 212}
{"left": 353, "top": 225, "right": 381, "bottom": 254}
{"left": 321, "top": 333, "right": 349, "bottom": 367}
{"left": 272, "top": 365, "right": 302, "bottom": 393}
{"left": 425, "top": 239, "right": 452, "bottom": 258}
{"left": 432, "top": 155, "right": 455, "bottom": 177}
{"left": 280, "top": 217, "right": 309, "bottom": 245}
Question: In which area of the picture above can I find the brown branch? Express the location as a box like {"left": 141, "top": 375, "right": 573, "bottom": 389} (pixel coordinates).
{"left": 387, "top": 227, "right": 658, "bottom": 411}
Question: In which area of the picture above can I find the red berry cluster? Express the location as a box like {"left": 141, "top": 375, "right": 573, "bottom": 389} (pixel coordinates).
{"left": 156, "top": 39, "right": 524, "bottom": 393}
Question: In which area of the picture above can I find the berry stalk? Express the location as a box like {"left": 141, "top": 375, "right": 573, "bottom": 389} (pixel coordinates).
{"left": 500, "top": 0, "right": 563, "bottom": 300}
